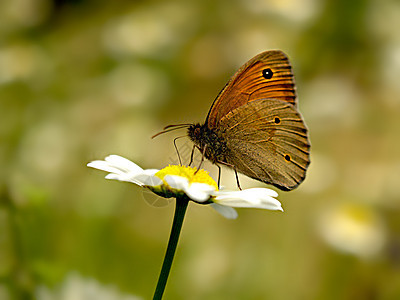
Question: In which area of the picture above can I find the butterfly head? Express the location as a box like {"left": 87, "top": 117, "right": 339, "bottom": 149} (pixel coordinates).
{"left": 187, "top": 123, "right": 203, "bottom": 147}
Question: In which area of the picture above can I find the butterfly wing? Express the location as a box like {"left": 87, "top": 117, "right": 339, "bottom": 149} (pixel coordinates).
{"left": 217, "top": 99, "right": 310, "bottom": 191}
{"left": 206, "top": 50, "right": 296, "bottom": 128}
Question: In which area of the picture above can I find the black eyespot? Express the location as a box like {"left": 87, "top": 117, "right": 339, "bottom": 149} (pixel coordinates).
{"left": 284, "top": 154, "right": 291, "bottom": 162}
{"left": 262, "top": 68, "right": 273, "bottom": 79}
{"left": 274, "top": 117, "right": 281, "bottom": 124}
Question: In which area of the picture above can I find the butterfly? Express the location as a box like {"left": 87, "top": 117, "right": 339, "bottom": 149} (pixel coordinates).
{"left": 156, "top": 50, "right": 310, "bottom": 191}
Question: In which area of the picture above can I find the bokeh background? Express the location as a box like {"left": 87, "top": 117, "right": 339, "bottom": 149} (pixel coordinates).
{"left": 1, "top": 0, "right": 400, "bottom": 299}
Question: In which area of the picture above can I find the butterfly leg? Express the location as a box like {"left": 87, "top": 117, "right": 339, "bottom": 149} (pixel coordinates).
{"left": 217, "top": 165, "right": 221, "bottom": 188}
{"left": 234, "top": 168, "right": 242, "bottom": 190}
{"left": 194, "top": 146, "right": 206, "bottom": 174}
{"left": 217, "top": 160, "right": 242, "bottom": 190}
{"left": 188, "top": 144, "right": 196, "bottom": 166}
{"left": 173, "top": 136, "right": 183, "bottom": 165}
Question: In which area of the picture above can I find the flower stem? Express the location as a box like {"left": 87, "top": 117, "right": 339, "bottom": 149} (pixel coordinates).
{"left": 153, "top": 196, "right": 189, "bottom": 300}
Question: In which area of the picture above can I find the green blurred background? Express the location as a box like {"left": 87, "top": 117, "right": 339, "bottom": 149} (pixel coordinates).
{"left": 1, "top": 0, "right": 399, "bottom": 299}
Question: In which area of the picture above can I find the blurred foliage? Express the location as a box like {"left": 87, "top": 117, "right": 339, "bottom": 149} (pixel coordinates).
{"left": 1, "top": 0, "right": 400, "bottom": 299}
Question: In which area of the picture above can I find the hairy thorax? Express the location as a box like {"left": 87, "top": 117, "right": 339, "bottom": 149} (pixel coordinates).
{"left": 187, "top": 123, "right": 228, "bottom": 164}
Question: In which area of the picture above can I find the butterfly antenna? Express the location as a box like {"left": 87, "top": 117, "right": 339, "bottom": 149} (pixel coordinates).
{"left": 151, "top": 124, "right": 191, "bottom": 139}
{"left": 163, "top": 124, "right": 192, "bottom": 130}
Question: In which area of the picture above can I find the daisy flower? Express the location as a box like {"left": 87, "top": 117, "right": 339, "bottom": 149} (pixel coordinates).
{"left": 87, "top": 154, "right": 282, "bottom": 299}
{"left": 87, "top": 155, "right": 282, "bottom": 219}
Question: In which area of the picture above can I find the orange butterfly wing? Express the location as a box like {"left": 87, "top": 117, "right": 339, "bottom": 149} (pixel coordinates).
{"left": 206, "top": 50, "right": 296, "bottom": 128}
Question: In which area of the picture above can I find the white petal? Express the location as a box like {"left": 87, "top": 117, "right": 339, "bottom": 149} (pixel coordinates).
{"left": 164, "top": 175, "right": 189, "bottom": 191}
{"left": 214, "top": 188, "right": 283, "bottom": 211}
{"left": 184, "top": 182, "right": 215, "bottom": 202}
{"left": 132, "top": 172, "right": 162, "bottom": 186}
{"left": 104, "top": 155, "right": 143, "bottom": 173}
{"left": 216, "top": 188, "right": 278, "bottom": 201}
{"left": 87, "top": 160, "right": 124, "bottom": 174}
{"left": 104, "top": 173, "right": 126, "bottom": 181}
{"left": 210, "top": 203, "right": 238, "bottom": 219}
{"left": 105, "top": 172, "right": 145, "bottom": 185}
{"left": 87, "top": 155, "right": 144, "bottom": 176}
{"left": 143, "top": 169, "right": 159, "bottom": 176}
{"left": 87, "top": 155, "right": 160, "bottom": 186}
{"left": 163, "top": 175, "right": 215, "bottom": 202}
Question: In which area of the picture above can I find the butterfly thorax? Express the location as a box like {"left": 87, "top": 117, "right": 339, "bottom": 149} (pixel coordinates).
{"left": 187, "top": 123, "right": 227, "bottom": 164}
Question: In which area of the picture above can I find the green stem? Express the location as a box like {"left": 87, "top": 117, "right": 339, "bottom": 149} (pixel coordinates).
{"left": 153, "top": 196, "right": 189, "bottom": 300}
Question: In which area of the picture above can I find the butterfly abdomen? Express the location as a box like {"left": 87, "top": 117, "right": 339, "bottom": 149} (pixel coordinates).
{"left": 188, "top": 123, "right": 227, "bottom": 164}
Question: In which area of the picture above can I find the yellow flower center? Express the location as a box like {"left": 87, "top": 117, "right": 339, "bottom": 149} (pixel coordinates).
{"left": 155, "top": 165, "right": 218, "bottom": 191}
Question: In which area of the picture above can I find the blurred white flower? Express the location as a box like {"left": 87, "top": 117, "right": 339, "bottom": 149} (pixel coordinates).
{"left": 241, "top": 0, "right": 320, "bottom": 23}
{"left": 0, "top": 43, "right": 48, "bottom": 84}
{"left": 101, "top": 3, "right": 196, "bottom": 57}
{"left": 88, "top": 155, "right": 282, "bottom": 219}
{"left": 318, "top": 203, "right": 386, "bottom": 258}
{"left": 36, "top": 272, "right": 142, "bottom": 300}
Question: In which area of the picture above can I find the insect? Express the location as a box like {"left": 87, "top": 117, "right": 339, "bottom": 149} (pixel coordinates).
{"left": 155, "top": 50, "right": 310, "bottom": 191}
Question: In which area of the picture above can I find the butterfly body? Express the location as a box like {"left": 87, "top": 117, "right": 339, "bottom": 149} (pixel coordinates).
{"left": 183, "top": 50, "right": 309, "bottom": 191}
{"left": 187, "top": 123, "right": 228, "bottom": 164}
